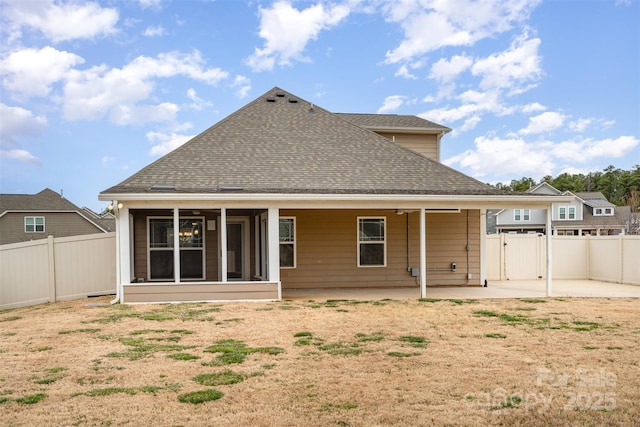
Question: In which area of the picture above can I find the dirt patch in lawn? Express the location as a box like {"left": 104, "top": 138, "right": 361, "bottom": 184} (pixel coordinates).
{"left": 0, "top": 296, "right": 638, "bottom": 426}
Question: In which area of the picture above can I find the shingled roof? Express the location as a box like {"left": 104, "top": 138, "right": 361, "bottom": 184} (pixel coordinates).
{"left": 0, "top": 188, "right": 80, "bottom": 212}
{"left": 101, "top": 87, "right": 501, "bottom": 196}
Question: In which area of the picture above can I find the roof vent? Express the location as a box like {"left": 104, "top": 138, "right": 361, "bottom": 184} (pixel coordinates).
{"left": 275, "top": 92, "right": 285, "bottom": 97}
{"left": 266, "top": 97, "right": 276, "bottom": 102}
{"left": 150, "top": 185, "right": 176, "bottom": 192}
{"left": 288, "top": 98, "right": 298, "bottom": 103}
{"left": 219, "top": 185, "right": 244, "bottom": 192}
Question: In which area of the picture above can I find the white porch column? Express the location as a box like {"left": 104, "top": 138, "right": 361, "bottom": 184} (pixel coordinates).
{"left": 220, "top": 208, "right": 227, "bottom": 281}
{"left": 420, "top": 208, "right": 427, "bottom": 298}
{"left": 480, "top": 209, "right": 487, "bottom": 286}
{"left": 546, "top": 207, "right": 552, "bottom": 297}
{"left": 117, "top": 206, "right": 131, "bottom": 288}
{"left": 173, "top": 208, "right": 181, "bottom": 283}
{"left": 267, "top": 207, "right": 281, "bottom": 299}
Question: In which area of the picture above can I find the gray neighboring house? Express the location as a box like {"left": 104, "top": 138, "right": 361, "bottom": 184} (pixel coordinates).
{"left": 494, "top": 182, "right": 630, "bottom": 235}
{"left": 0, "top": 188, "right": 114, "bottom": 245}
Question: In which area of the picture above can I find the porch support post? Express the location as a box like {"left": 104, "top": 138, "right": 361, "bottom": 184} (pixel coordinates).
{"left": 480, "top": 209, "right": 487, "bottom": 286}
{"left": 173, "top": 208, "right": 180, "bottom": 283}
{"left": 117, "top": 205, "right": 131, "bottom": 293}
{"left": 267, "top": 207, "right": 281, "bottom": 300}
{"left": 220, "top": 208, "right": 227, "bottom": 282}
{"left": 420, "top": 208, "right": 427, "bottom": 298}
{"left": 546, "top": 206, "right": 552, "bottom": 297}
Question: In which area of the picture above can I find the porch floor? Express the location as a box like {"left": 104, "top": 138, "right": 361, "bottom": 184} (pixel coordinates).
{"left": 282, "top": 280, "right": 639, "bottom": 301}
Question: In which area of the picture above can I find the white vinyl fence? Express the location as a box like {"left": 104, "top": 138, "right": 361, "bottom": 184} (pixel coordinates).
{"left": 486, "top": 234, "right": 640, "bottom": 285}
{"left": 0, "top": 233, "right": 116, "bottom": 310}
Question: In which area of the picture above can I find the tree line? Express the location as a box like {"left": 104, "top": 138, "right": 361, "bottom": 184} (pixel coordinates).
{"left": 491, "top": 165, "right": 640, "bottom": 208}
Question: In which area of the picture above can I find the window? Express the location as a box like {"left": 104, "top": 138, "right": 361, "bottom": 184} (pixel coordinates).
{"left": 514, "top": 209, "right": 530, "bottom": 222}
{"left": 568, "top": 207, "right": 576, "bottom": 220}
{"left": 148, "top": 217, "right": 204, "bottom": 281}
{"left": 559, "top": 207, "right": 566, "bottom": 220}
{"left": 594, "top": 208, "right": 602, "bottom": 215}
{"left": 358, "top": 217, "right": 386, "bottom": 267}
{"left": 604, "top": 208, "right": 613, "bottom": 215}
{"left": 25, "top": 216, "right": 45, "bottom": 233}
{"left": 279, "top": 218, "right": 296, "bottom": 268}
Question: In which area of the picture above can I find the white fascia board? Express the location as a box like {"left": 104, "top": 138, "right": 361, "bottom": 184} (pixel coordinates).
{"left": 99, "top": 192, "right": 573, "bottom": 210}
{"left": 364, "top": 126, "right": 450, "bottom": 135}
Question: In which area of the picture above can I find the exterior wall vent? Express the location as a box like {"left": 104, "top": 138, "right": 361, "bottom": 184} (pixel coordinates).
{"left": 275, "top": 92, "right": 285, "bottom": 97}
{"left": 266, "top": 97, "right": 276, "bottom": 102}
{"left": 288, "top": 98, "right": 298, "bottom": 103}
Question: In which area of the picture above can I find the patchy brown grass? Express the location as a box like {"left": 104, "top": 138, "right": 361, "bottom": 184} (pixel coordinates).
{"left": 0, "top": 296, "right": 638, "bottom": 426}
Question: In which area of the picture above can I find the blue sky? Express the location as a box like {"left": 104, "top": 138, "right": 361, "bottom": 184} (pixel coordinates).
{"left": 1, "top": 0, "right": 638, "bottom": 212}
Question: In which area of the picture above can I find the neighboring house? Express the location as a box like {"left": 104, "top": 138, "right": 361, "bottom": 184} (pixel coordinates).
{"left": 494, "top": 183, "right": 629, "bottom": 235}
{"left": 99, "top": 87, "right": 565, "bottom": 303}
{"left": 0, "top": 188, "right": 114, "bottom": 245}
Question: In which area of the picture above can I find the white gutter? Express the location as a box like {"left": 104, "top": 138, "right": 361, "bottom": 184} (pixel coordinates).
{"left": 99, "top": 192, "right": 574, "bottom": 207}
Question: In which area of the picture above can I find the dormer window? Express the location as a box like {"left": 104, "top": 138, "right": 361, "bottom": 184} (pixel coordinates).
{"left": 514, "top": 209, "right": 530, "bottom": 221}
{"left": 594, "top": 207, "right": 614, "bottom": 216}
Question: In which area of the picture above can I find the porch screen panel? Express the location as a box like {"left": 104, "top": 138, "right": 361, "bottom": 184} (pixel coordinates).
{"left": 149, "top": 218, "right": 174, "bottom": 280}
{"left": 179, "top": 218, "right": 204, "bottom": 280}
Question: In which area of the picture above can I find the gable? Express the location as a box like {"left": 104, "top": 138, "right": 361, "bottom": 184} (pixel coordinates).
{"left": 102, "top": 87, "right": 499, "bottom": 197}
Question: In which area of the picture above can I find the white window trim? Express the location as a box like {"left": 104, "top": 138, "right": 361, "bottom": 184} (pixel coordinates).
{"left": 568, "top": 207, "right": 576, "bottom": 220}
{"left": 357, "top": 216, "right": 387, "bottom": 268}
{"left": 24, "top": 216, "right": 45, "bottom": 233}
{"left": 147, "top": 216, "right": 205, "bottom": 282}
{"left": 559, "top": 207, "right": 566, "bottom": 220}
{"left": 514, "top": 209, "right": 530, "bottom": 222}
{"left": 279, "top": 217, "right": 296, "bottom": 269}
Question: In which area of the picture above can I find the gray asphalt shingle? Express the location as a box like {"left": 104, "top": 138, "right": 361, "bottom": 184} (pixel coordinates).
{"left": 101, "top": 87, "right": 502, "bottom": 196}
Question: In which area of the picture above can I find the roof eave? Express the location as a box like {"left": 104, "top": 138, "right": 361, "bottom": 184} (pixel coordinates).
{"left": 362, "top": 126, "right": 451, "bottom": 135}
{"left": 99, "top": 191, "right": 573, "bottom": 208}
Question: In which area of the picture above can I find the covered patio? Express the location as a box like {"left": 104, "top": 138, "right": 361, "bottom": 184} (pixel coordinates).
{"left": 282, "top": 279, "right": 640, "bottom": 301}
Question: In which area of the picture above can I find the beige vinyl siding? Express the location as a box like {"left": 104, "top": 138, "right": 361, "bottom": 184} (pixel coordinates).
{"left": 0, "top": 212, "right": 104, "bottom": 245}
{"left": 279, "top": 209, "right": 481, "bottom": 289}
{"left": 376, "top": 132, "right": 439, "bottom": 161}
{"left": 425, "top": 210, "right": 481, "bottom": 286}
{"left": 122, "top": 283, "right": 278, "bottom": 303}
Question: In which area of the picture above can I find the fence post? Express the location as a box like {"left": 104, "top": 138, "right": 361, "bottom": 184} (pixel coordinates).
{"left": 47, "top": 235, "right": 56, "bottom": 303}
{"left": 618, "top": 234, "right": 624, "bottom": 284}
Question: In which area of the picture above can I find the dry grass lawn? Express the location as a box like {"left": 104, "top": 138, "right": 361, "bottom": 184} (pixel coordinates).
{"left": 0, "top": 296, "right": 638, "bottom": 426}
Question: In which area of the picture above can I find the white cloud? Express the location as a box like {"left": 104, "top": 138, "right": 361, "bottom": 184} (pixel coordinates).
{"left": 0, "top": 103, "right": 48, "bottom": 146}
{"left": 471, "top": 34, "right": 542, "bottom": 92}
{"left": 185, "top": 88, "right": 212, "bottom": 111}
{"left": 1, "top": 46, "right": 84, "bottom": 98}
{"left": 62, "top": 50, "right": 228, "bottom": 123}
{"left": 377, "top": 95, "right": 406, "bottom": 114}
{"left": 444, "top": 135, "right": 554, "bottom": 178}
{"left": 549, "top": 136, "right": 639, "bottom": 163}
{"left": 110, "top": 102, "right": 179, "bottom": 126}
{"left": 395, "top": 64, "right": 417, "bottom": 79}
{"left": 143, "top": 25, "right": 165, "bottom": 37}
{"left": 429, "top": 54, "right": 473, "bottom": 82}
{"left": 0, "top": 148, "right": 41, "bottom": 165}
{"left": 2, "top": 0, "right": 118, "bottom": 43}
{"left": 568, "top": 118, "right": 593, "bottom": 133}
{"left": 521, "top": 102, "right": 546, "bottom": 113}
{"left": 519, "top": 111, "right": 567, "bottom": 135}
{"left": 383, "top": 0, "right": 541, "bottom": 64}
{"left": 147, "top": 131, "right": 194, "bottom": 156}
{"left": 246, "top": 0, "right": 350, "bottom": 71}
{"left": 231, "top": 75, "right": 251, "bottom": 98}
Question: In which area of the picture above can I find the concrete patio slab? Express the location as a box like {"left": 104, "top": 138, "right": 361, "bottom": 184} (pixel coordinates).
{"left": 282, "top": 280, "right": 639, "bottom": 301}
